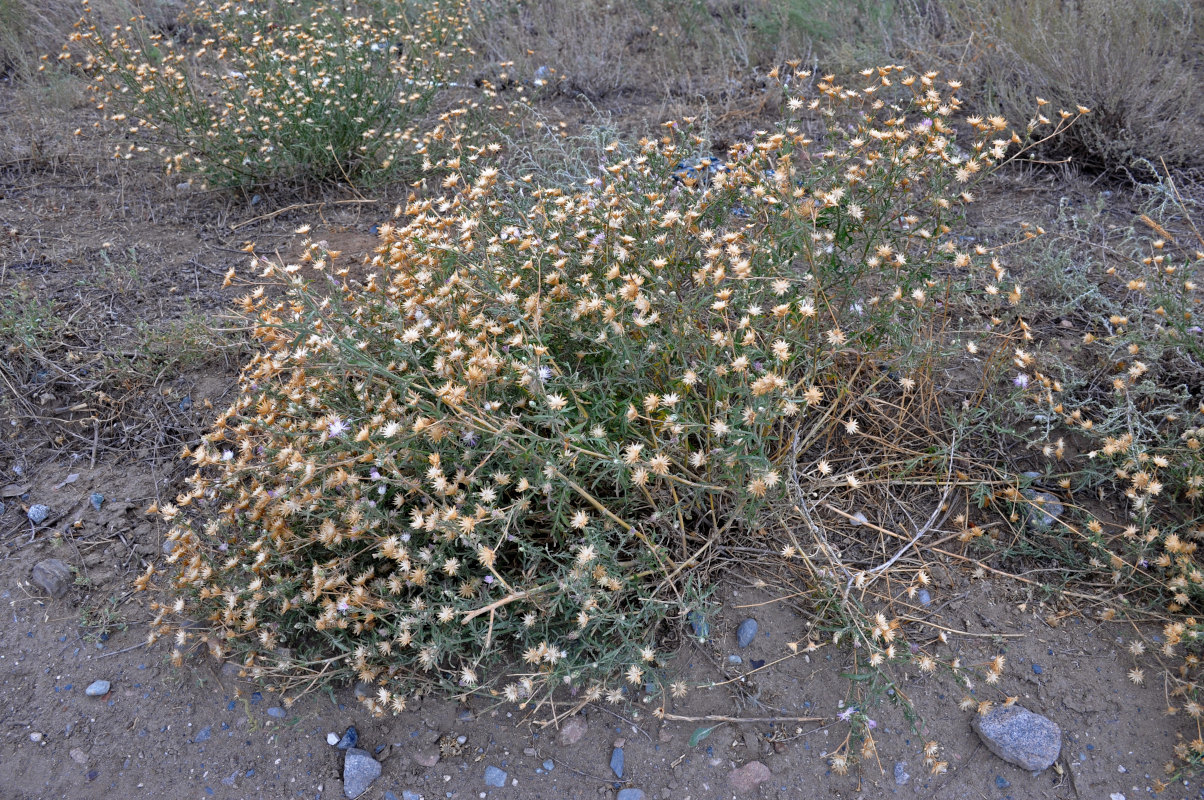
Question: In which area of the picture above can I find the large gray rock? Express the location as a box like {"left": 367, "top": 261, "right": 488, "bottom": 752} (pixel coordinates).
{"left": 32, "top": 558, "right": 73, "bottom": 598}
{"left": 343, "top": 748, "right": 381, "bottom": 798}
{"left": 972, "top": 704, "right": 1061, "bottom": 771}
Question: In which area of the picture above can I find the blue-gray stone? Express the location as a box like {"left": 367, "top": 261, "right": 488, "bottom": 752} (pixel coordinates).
{"left": 402, "top": 792, "right": 420, "bottom": 800}
{"left": 995, "top": 775, "right": 1010, "bottom": 789}
{"left": 0, "top": 500, "right": 7, "bottom": 516}
{"left": 343, "top": 748, "right": 381, "bottom": 798}
{"left": 972, "top": 704, "right": 1061, "bottom": 771}
{"left": 893, "top": 761, "right": 909, "bottom": 785}
{"left": 917, "top": 589, "right": 931, "bottom": 606}
{"left": 179, "top": 395, "right": 193, "bottom": 412}
{"left": 195, "top": 726, "right": 211, "bottom": 742}
{"left": 736, "top": 618, "right": 758, "bottom": 648}
{"left": 267, "top": 707, "right": 286, "bottom": 718}
{"left": 1022, "top": 489, "right": 1064, "bottom": 530}
{"left": 85, "top": 680, "right": 111, "bottom": 697}
{"left": 483, "top": 765, "right": 507, "bottom": 787}
{"left": 542, "top": 759, "right": 554, "bottom": 771}
{"left": 617, "top": 790, "right": 645, "bottom": 800}
{"left": 89, "top": 493, "right": 104, "bottom": 511}
{"left": 1032, "top": 664, "right": 1043, "bottom": 675}
{"left": 337, "top": 726, "right": 358, "bottom": 750}
{"left": 27, "top": 504, "right": 50, "bottom": 524}
{"left": 727, "top": 654, "right": 742, "bottom": 664}
{"left": 610, "top": 747, "right": 624, "bottom": 778}
{"left": 687, "top": 611, "right": 709, "bottom": 639}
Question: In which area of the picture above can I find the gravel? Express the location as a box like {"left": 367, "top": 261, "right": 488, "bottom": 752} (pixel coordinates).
{"left": 972, "top": 704, "right": 1062, "bottom": 771}
{"left": 610, "top": 747, "right": 624, "bottom": 778}
{"left": 483, "top": 765, "right": 507, "bottom": 788}
{"left": 727, "top": 761, "right": 771, "bottom": 793}
{"left": 337, "top": 726, "right": 359, "bottom": 750}
{"left": 31, "top": 558, "right": 73, "bottom": 598}
{"left": 85, "top": 680, "right": 111, "bottom": 697}
{"left": 342, "top": 748, "right": 382, "bottom": 799}
{"left": 557, "top": 715, "right": 588, "bottom": 746}
{"left": 27, "top": 503, "right": 50, "bottom": 524}
{"left": 736, "top": 619, "right": 758, "bottom": 648}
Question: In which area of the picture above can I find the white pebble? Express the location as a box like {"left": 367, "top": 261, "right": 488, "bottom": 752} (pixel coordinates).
{"left": 326, "top": 732, "right": 340, "bottom": 746}
{"left": 30, "top": 732, "right": 43, "bottom": 743}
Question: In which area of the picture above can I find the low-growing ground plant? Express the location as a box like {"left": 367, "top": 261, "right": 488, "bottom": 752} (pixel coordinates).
{"left": 69, "top": 0, "right": 474, "bottom": 188}
{"left": 143, "top": 65, "right": 1080, "bottom": 768}
{"left": 981, "top": 171, "right": 1204, "bottom": 777}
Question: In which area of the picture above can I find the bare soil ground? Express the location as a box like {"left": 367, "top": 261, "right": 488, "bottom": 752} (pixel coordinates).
{"left": 0, "top": 68, "right": 1193, "bottom": 800}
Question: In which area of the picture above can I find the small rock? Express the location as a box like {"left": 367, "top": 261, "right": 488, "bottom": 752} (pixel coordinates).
{"left": 89, "top": 493, "right": 104, "bottom": 512}
{"left": 542, "top": 759, "right": 554, "bottom": 772}
{"left": 403, "top": 792, "right": 421, "bottom": 800}
{"left": 727, "top": 654, "right": 742, "bottom": 665}
{"left": 327, "top": 732, "right": 340, "bottom": 746}
{"left": 267, "top": 707, "right": 286, "bottom": 718}
{"left": 893, "top": 761, "right": 909, "bottom": 785}
{"left": 0, "top": 500, "right": 6, "bottom": 515}
{"left": 1032, "top": 664, "right": 1043, "bottom": 675}
{"left": 1110, "top": 794, "right": 1126, "bottom": 800}
{"left": 686, "top": 610, "right": 710, "bottom": 639}
{"left": 617, "top": 790, "right": 645, "bottom": 800}
{"left": 27, "top": 504, "right": 50, "bottom": 524}
{"left": 69, "top": 748, "right": 88, "bottom": 764}
{"left": 85, "top": 680, "right": 111, "bottom": 697}
{"left": 483, "top": 765, "right": 507, "bottom": 788}
{"left": 917, "top": 589, "right": 932, "bottom": 606}
{"left": 558, "top": 715, "right": 588, "bottom": 747}
{"left": 196, "top": 726, "right": 212, "bottom": 743}
{"left": 412, "top": 748, "right": 440, "bottom": 767}
{"left": 523, "top": 747, "right": 537, "bottom": 756}
{"left": 343, "top": 748, "right": 382, "bottom": 799}
{"left": 972, "top": 704, "right": 1061, "bottom": 771}
{"left": 32, "top": 558, "right": 73, "bottom": 598}
{"left": 178, "top": 395, "right": 193, "bottom": 412}
{"left": 610, "top": 747, "right": 624, "bottom": 778}
{"left": 1022, "top": 489, "right": 1064, "bottom": 530}
{"left": 736, "top": 619, "right": 758, "bottom": 648}
{"left": 29, "top": 732, "right": 43, "bottom": 743}
{"left": 337, "top": 726, "right": 359, "bottom": 750}
{"left": 727, "top": 761, "right": 771, "bottom": 794}
{"left": 995, "top": 775, "right": 1010, "bottom": 789}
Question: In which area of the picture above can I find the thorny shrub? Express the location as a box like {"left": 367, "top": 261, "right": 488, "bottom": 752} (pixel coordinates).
{"left": 68, "top": 0, "right": 474, "bottom": 188}
{"left": 1013, "top": 182, "right": 1204, "bottom": 777}
{"left": 137, "top": 65, "right": 1084, "bottom": 771}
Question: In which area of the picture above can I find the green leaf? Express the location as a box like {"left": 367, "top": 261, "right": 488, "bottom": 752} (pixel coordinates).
{"left": 689, "top": 724, "right": 722, "bottom": 747}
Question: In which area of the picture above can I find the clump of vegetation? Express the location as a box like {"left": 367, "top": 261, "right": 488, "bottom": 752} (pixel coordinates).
{"left": 143, "top": 66, "right": 1076, "bottom": 765}
{"left": 69, "top": 0, "right": 474, "bottom": 188}
{"left": 1003, "top": 180, "right": 1204, "bottom": 777}
{"left": 923, "top": 0, "right": 1204, "bottom": 172}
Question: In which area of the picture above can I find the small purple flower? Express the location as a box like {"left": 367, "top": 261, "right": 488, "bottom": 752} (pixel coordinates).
{"left": 484, "top": 575, "right": 494, "bottom": 584}
{"left": 838, "top": 706, "right": 856, "bottom": 722}
{"left": 337, "top": 599, "right": 349, "bottom": 613}
{"left": 328, "top": 417, "right": 349, "bottom": 437}
{"left": 1013, "top": 373, "right": 1030, "bottom": 389}
{"left": 866, "top": 719, "right": 877, "bottom": 730}
{"left": 370, "top": 469, "right": 381, "bottom": 480}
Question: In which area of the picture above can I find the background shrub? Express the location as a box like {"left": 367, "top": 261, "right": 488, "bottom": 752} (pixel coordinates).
{"left": 920, "top": 0, "right": 1204, "bottom": 172}
{"left": 71, "top": 0, "right": 474, "bottom": 188}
